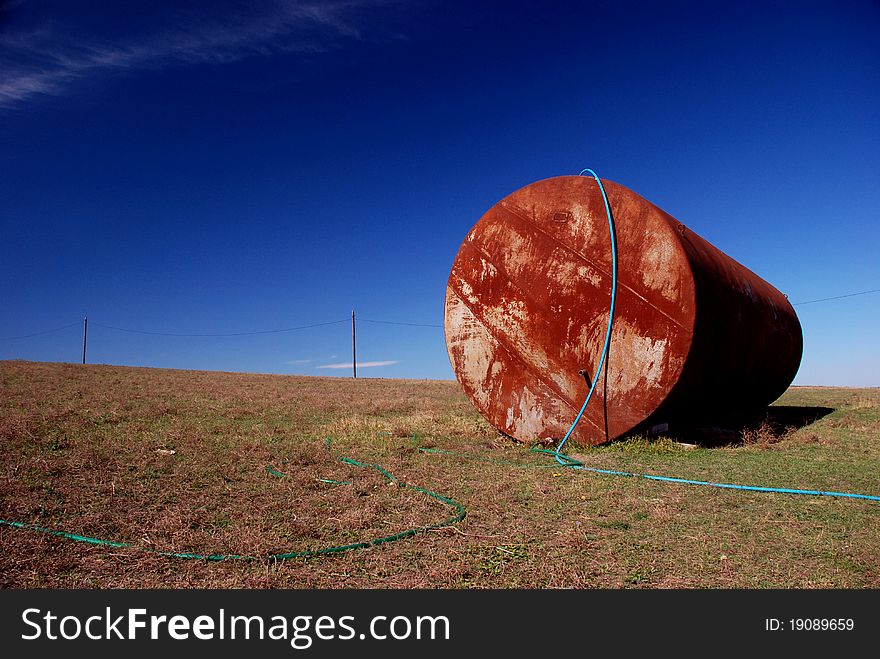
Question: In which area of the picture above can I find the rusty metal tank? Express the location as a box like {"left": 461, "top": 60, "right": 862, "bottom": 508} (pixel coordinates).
{"left": 444, "top": 175, "right": 802, "bottom": 446}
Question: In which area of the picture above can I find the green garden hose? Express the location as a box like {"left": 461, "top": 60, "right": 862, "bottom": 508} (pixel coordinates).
{"left": 0, "top": 437, "right": 466, "bottom": 561}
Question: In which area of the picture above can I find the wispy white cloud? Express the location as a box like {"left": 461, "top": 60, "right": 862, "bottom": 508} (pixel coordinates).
{"left": 0, "top": 1, "right": 396, "bottom": 107}
{"left": 317, "top": 360, "right": 398, "bottom": 369}
{"left": 285, "top": 358, "right": 314, "bottom": 365}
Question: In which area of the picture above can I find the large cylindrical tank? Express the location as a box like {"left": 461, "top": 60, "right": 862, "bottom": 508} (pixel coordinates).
{"left": 444, "top": 175, "right": 802, "bottom": 446}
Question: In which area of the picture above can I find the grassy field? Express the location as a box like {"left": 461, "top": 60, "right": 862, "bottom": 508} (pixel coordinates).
{"left": 1, "top": 360, "right": 878, "bottom": 588}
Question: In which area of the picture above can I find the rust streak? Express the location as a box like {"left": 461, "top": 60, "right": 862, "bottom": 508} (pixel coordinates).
{"left": 447, "top": 283, "right": 604, "bottom": 435}
{"left": 462, "top": 239, "right": 573, "bottom": 331}
{"left": 499, "top": 201, "right": 688, "bottom": 331}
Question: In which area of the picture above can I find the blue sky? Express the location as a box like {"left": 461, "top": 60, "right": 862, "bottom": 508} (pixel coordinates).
{"left": 1, "top": 0, "right": 878, "bottom": 385}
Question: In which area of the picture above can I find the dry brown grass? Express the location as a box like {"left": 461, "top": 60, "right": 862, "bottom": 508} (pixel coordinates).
{"left": 1, "top": 360, "right": 879, "bottom": 589}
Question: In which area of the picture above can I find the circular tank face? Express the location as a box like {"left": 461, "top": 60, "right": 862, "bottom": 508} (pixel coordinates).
{"left": 445, "top": 176, "right": 698, "bottom": 445}
{"left": 444, "top": 175, "right": 802, "bottom": 446}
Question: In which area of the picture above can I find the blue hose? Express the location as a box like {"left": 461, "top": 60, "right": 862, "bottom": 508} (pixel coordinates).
{"left": 531, "top": 447, "right": 880, "bottom": 502}
{"left": 553, "top": 168, "right": 618, "bottom": 463}
{"left": 548, "top": 168, "right": 879, "bottom": 504}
